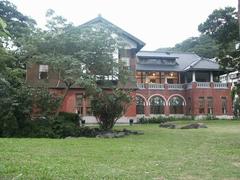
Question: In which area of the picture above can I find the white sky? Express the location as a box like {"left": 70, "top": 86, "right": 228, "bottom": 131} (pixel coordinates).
{"left": 10, "top": 0, "right": 237, "bottom": 50}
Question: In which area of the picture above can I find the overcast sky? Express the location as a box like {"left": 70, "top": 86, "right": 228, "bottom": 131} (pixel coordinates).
{"left": 10, "top": 0, "right": 237, "bottom": 50}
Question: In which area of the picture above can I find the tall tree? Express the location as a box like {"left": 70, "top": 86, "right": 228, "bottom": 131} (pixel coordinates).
{"left": 198, "top": 7, "right": 240, "bottom": 71}
{"left": 29, "top": 11, "right": 131, "bottom": 129}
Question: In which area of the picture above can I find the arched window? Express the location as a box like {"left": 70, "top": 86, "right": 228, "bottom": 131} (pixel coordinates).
{"left": 136, "top": 96, "right": 145, "bottom": 114}
{"left": 150, "top": 96, "right": 165, "bottom": 114}
{"left": 169, "top": 96, "right": 184, "bottom": 114}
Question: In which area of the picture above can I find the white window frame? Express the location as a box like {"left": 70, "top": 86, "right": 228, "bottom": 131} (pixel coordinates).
{"left": 39, "top": 65, "right": 49, "bottom": 79}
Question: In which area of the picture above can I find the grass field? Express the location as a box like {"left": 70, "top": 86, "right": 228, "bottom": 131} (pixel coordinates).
{"left": 0, "top": 120, "right": 240, "bottom": 180}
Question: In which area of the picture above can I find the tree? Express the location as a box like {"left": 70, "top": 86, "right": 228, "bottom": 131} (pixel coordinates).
{"left": 198, "top": 7, "right": 240, "bottom": 71}
{"left": 0, "top": 0, "right": 36, "bottom": 45}
{"left": 0, "top": 3, "right": 60, "bottom": 137}
{"left": 157, "top": 35, "right": 219, "bottom": 58}
{"left": 28, "top": 11, "right": 132, "bottom": 130}
{"left": 198, "top": 7, "right": 238, "bottom": 49}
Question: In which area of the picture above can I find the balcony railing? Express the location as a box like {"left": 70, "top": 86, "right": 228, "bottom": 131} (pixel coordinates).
{"left": 148, "top": 83, "right": 164, "bottom": 89}
{"left": 213, "top": 82, "right": 228, "bottom": 89}
{"left": 167, "top": 84, "right": 185, "bottom": 90}
{"left": 196, "top": 82, "right": 210, "bottom": 88}
{"left": 137, "top": 82, "right": 229, "bottom": 90}
{"left": 137, "top": 83, "right": 145, "bottom": 89}
{"left": 187, "top": 83, "right": 192, "bottom": 89}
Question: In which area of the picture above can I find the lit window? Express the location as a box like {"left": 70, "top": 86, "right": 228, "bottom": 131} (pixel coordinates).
{"left": 39, "top": 65, "right": 48, "bottom": 79}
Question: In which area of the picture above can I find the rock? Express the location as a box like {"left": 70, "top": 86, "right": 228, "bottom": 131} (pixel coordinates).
{"left": 123, "top": 129, "right": 144, "bottom": 135}
{"left": 96, "top": 129, "right": 144, "bottom": 138}
{"left": 159, "top": 122, "right": 176, "bottom": 129}
{"left": 180, "top": 123, "right": 207, "bottom": 129}
{"left": 114, "top": 132, "right": 126, "bottom": 138}
{"left": 96, "top": 132, "right": 116, "bottom": 138}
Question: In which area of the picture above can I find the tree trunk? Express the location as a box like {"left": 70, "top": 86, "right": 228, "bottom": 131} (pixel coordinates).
{"left": 55, "top": 87, "right": 69, "bottom": 117}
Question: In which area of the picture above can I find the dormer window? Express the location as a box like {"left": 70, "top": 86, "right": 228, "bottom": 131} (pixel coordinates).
{"left": 39, "top": 65, "right": 48, "bottom": 79}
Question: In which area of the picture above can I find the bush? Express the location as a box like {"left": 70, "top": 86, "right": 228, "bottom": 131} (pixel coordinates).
{"left": 26, "top": 117, "right": 55, "bottom": 138}
{"left": 0, "top": 112, "right": 81, "bottom": 138}
{"left": 0, "top": 112, "right": 18, "bottom": 137}
{"left": 52, "top": 115, "right": 80, "bottom": 138}
{"left": 137, "top": 116, "right": 193, "bottom": 124}
{"left": 58, "top": 112, "right": 79, "bottom": 125}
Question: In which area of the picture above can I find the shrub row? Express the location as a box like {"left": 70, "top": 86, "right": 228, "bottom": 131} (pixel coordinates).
{"left": 0, "top": 112, "right": 85, "bottom": 138}
{"left": 137, "top": 116, "right": 192, "bottom": 124}
{"left": 137, "top": 115, "right": 238, "bottom": 124}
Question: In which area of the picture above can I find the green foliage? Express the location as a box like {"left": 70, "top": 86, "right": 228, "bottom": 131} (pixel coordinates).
{"left": 137, "top": 116, "right": 193, "bottom": 124}
{"left": 0, "top": 17, "right": 10, "bottom": 37}
{"left": 198, "top": 6, "right": 239, "bottom": 71}
{"left": 0, "top": 0, "right": 36, "bottom": 44}
{"left": 157, "top": 35, "right": 219, "bottom": 58}
{"left": 158, "top": 6, "right": 239, "bottom": 64}
{"left": 198, "top": 7, "right": 238, "bottom": 48}
{"left": 33, "top": 87, "right": 61, "bottom": 116}
{"left": 58, "top": 112, "right": 79, "bottom": 125}
{"left": 27, "top": 11, "right": 132, "bottom": 128}
{"left": 51, "top": 116, "right": 80, "bottom": 138}
{"left": 233, "top": 97, "right": 240, "bottom": 118}
{"left": 231, "top": 84, "right": 240, "bottom": 118}
{"left": 91, "top": 89, "right": 131, "bottom": 130}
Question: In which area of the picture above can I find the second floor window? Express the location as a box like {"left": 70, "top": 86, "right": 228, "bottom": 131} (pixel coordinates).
{"left": 39, "top": 65, "right": 48, "bottom": 79}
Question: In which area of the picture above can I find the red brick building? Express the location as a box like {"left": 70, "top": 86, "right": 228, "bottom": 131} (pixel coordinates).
{"left": 27, "top": 16, "right": 233, "bottom": 122}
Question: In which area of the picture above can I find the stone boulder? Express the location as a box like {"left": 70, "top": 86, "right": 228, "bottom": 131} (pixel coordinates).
{"left": 96, "top": 129, "right": 144, "bottom": 138}
{"left": 180, "top": 123, "right": 207, "bottom": 129}
{"left": 159, "top": 122, "right": 176, "bottom": 129}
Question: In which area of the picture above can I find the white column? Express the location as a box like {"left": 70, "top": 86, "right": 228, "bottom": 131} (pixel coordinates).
{"left": 192, "top": 71, "right": 196, "bottom": 82}
{"left": 165, "top": 77, "right": 168, "bottom": 84}
{"left": 210, "top": 72, "right": 213, "bottom": 82}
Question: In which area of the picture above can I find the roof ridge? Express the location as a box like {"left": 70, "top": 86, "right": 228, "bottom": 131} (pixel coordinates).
{"left": 140, "top": 50, "right": 199, "bottom": 55}
{"left": 78, "top": 16, "right": 145, "bottom": 50}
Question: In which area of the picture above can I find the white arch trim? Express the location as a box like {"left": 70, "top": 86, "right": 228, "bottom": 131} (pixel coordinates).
{"left": 136, "top": 94, "right": 148, "bottom": 106}
{"left": 148, "top": 94, "right": 167, "bottom": 106}
{"left": 167, "top": 94, "right": 186, "bottom": 106}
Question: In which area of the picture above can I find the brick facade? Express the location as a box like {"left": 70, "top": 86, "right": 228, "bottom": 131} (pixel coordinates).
{"left": 26, "top": 16, "right": 234, "bottom": 122}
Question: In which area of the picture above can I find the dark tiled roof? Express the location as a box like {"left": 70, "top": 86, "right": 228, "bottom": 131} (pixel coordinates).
{"left": 185, "top": 58, "right": 220, "bottom": 71}
{"left": 79, "top": 16, "right": 145, "bottom": 51}
{"left": 136, "top": 51, "right": 220, "bottom": 72}
{"left": 137, "top": 51, "right": 178, "bottom": 59}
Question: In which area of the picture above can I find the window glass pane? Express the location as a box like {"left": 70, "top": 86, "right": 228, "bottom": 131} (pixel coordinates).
{"left": 169, "top": 96, "right": 184, "bottom": 114}
{"left": 39, "top": 65, "right": 48, "bottom": 72}
{"left": 199, "top": 97, "right": 205, "bottom": 114}
{"left": 207, "top": 97, "right": 213, "bottom": 114}
{"left": 187, "top": 97, "right": 191, "bottom": 114}
{"left": 39, "top": 65, "right": 48, "bottom": 79}
{"left": 221, "top": 97, "right": 227, "bottom": 114}
{"left": 150, "top": 96, "right": 165, "bottom": 114}
{"left": 136, "top": 96, "right": 145, "bottom": 114}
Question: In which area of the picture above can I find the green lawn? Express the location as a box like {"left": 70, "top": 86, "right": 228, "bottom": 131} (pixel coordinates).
{"left": 0, "top": 120, "right": 240, "bottom": 180}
